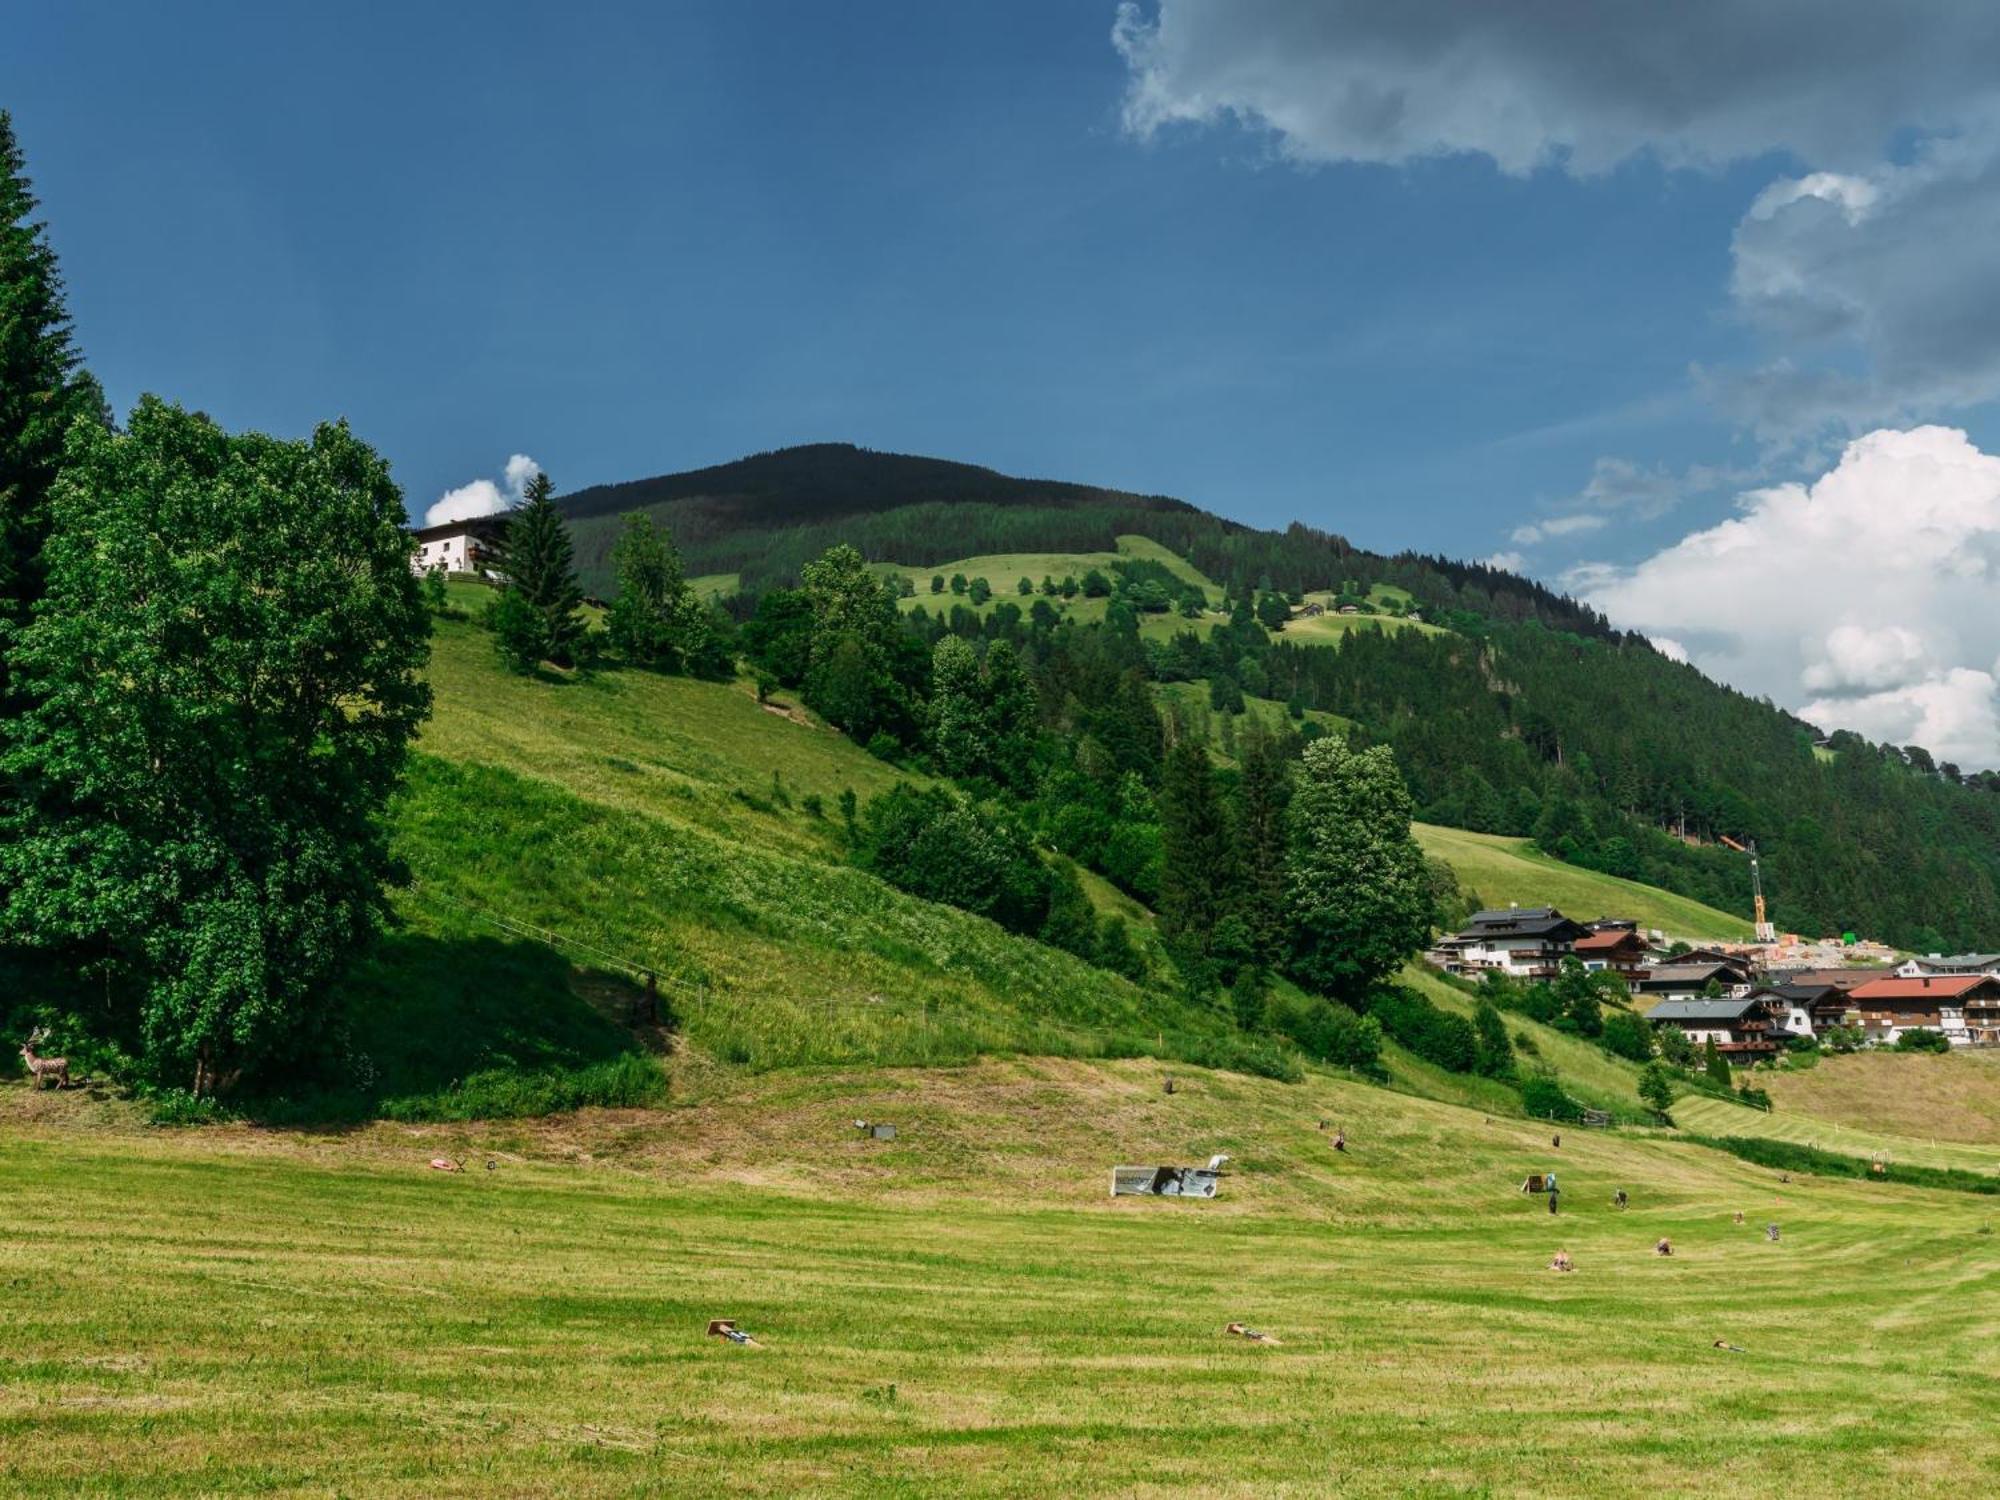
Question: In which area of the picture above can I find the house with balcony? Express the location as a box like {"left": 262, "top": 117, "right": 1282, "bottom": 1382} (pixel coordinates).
{"left": 411, "top": 516, "right": 507, "bottom": 578}
{"left": 1849, "top": 974, "right": 2000, "bottom": 1046}
{"left": 1632, "top": 960, "right": 1751, "bottom": 1005}
{"left": 1573, "top": 925, "right": 1649, "bottom": 980}
{"left": 1742, "top": 981, "right": 1848, "bottom": 1040}
{"left": 1646, "top": 995, "right": 1783, "bottom": 1059}
{"left": 1429, "top": 906, "right": 1590, "bottom": 981}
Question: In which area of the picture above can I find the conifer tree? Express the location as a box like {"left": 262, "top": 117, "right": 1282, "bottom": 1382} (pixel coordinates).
{"left": 1234, "top": 720, "right": 1291, "bottom": 962}
{"left": 492, "top": 470, "right": 584, "bottom": 670}
{"left": 0, "top": 110, "right": 104, "bottom": 689}
{"left": 1703, "top": 1037, "right": 1731, "bottom": 1089}
{"left": 1157, "top": 730, "right": 1235, "bottom": 954}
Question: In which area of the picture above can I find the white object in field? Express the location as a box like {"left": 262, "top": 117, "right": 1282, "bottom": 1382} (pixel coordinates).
{"left": 1111, "top": 1164, "right": 1222, "bottom": 1198}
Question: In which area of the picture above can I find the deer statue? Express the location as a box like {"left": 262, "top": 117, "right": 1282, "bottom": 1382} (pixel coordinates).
{"left": 20, "top": 1030, "right": 70, "bottom": 1090}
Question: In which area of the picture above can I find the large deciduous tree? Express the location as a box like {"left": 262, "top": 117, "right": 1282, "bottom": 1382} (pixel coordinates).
{"left": 605, "top": 510, "right": 726, "bottom": 675}
{"left": 0, "top": 399, "right": 431, "bottom": 1093}
{"left": 801, "top": 543, "right": 903, "bottom": 742}
{"left": 1284, "top": 734, "right": 1432, "bottom": 1002}
{"left": 0, "top": 110, "right": 104, "bottom": 692}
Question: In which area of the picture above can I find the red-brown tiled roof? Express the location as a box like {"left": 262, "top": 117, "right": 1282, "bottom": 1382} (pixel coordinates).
{"left": 1850, "top": 975, "right": 2000, "bottom": 1001}
{"left": 1574, "top": 930, "right": 1641, "bottom": 952}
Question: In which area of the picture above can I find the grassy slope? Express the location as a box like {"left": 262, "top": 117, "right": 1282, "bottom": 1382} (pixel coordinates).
{"left": 1673, "top": 1093, "right": 2000, "bottom": 1175}
{"left": 1754, "top": 1050, "right": 2000, "bottom": 1146}
{"left": 1416, "top": 821, "right": 1750, "bottom": 940}
{"left": 4, "top": 1059, "right": 1997, "bottom": 1497}
{"left": 369, "top": 601, "right": 1236, "bottom": 1090}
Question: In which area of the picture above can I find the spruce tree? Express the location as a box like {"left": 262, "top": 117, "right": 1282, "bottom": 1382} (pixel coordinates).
{"left": 1703, "top": 1037, "right": 1732, "bottom": 1089}
{"left": 0, "top": 110, "right": 104, "bottom": 690}
{"left": 493, "top": 470, "right": 584, "bottom": 670}
{"left": 1234, "top": 721, "right": 1291, "bottom": 963}
{"left": 1157, "top": 730, "right": 1235, "bottom": 954}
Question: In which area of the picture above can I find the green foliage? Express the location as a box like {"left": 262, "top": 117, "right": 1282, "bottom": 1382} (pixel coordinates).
{"left": 1367, "top": 985, "right": 1478, "bottom": 1073}
{"left": 1472, "top": 998, "right": 1515, "bottom": 1078}
{"left": 1703, "top": 1038, "right": 1732, "bottom": 1088}
{"left": 1551, "top": 956, "right": 1604, "bottom": 1037}
{"left": 853, "top": 783, "right": 1049, "bottom": 937}
{"left": 493, "top": 471, "right": 585, "bottom": 670}
{"left": 1895, "top": 1027, "right": 1952, "bottom": 1053}
{"left": 1600, "top": 1007, "right": 1655, "bottom": 1063}
{"left": 1518, "top": 1070, "right": 1584, "bottom": 1123}
{"left": 1638, "top": 1060, "right": 1676, "bottom": 1116}
{"left": 1283, "top": 735, "right": 1432, "bottom": 1003}
{"left": 605, "top": 511, "right": 726, "bottom": 675}
{"left": 1157, "top": 733, "right": 1234, "bottom": 955}
{"left": 0, "top": 399, "right": 430, "bottom": 1093}
{"left": 0, "top": 110, "right": 105, "bottom": 683}
{"left": 802, "top": 544, "right": 906, "bottom": 743}
{"left": 1233, "top": 721, "right": 1291, "bottom": 963}
{"left": 1264, "top": 989, "right": 1383, "bottom": 1071}
{"left": 1095, "top": 916, "right": 1147, "bottom": 983}
{"left": 1039, "top": 861, "right": 1099, "bottom": 962}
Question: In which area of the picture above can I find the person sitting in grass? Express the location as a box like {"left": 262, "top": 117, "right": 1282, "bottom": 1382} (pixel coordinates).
{"left": 1549, "top": 1250, "right": 1574, "bottom": 1273}
{"left": 1655, "top": 1237, "right": 1674, "bottom": 1257}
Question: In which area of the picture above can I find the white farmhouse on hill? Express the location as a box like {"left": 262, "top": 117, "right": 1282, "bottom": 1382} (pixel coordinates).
{"left": 410, "top": 517, "right": 506, "bottom": 578}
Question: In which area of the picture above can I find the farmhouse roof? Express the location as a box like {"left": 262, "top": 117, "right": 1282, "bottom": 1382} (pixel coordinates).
{"left": 1908, "top": 953, "right": 2000, "bottom": 971}
{"left": 411, "top": 514, "right": 510, "bottom": 543}
{"left": 1575, "top": 929, "right": 1645, "bottom": 953}
{"left": 1648, "top": 997, "right": 1760, "bottom": 1022}
{"left": 1455, "top": 907, "right": 1588, "bottom": 941}
{"left": 1850, "top": 975, "right": 2000, "bottom": 1001}
{"left": 1638, "top": 962, "right": 1742, "bottom": 986}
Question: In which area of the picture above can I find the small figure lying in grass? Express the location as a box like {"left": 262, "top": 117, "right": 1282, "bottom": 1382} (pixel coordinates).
{"left": 1549, "top": 1250, "right": 1574, "bottom": 1273}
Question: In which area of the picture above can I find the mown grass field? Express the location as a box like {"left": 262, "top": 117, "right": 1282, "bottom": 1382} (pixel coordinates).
{"left": 1414, "top": 822, "right": 1750, "bottom": 940}
{"left": 4, "top": 1058, "right": 1996, "bottom": 1497}
{"left": 1755, "top": 1050, "right": 2000, "bottom": 1147}
{"left": 1673, "top": 1092, "right": 2000, "bottom": 1176}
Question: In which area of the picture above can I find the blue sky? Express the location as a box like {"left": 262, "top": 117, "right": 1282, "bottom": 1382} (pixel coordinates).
{"left": 12, "top": 2, "right": 2000, "bottom": 761}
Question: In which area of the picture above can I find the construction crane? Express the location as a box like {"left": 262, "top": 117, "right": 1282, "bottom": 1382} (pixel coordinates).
{"left": 1718, "top": 835, "right": 1776, "bottom": 943}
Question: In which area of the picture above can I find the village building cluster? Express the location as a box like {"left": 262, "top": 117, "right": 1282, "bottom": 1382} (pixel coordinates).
{"left": 1428, "top": 906, "right": 2000, "bottom": 1053}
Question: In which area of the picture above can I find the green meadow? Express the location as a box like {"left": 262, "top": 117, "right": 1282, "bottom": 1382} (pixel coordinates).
{"left": 9, "top": 564, "right": 1996, "bottom": 1497}
{"left": 4, "top": 1057, "right": 1997, "bottom": 1498}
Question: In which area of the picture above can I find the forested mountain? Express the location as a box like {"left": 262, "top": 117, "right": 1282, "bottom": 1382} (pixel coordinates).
{"left": 560, "top": 442, "right": 1606, "bottom": 634}
{"left": 564, "top": 443, "right": 2000, "bottom": 952}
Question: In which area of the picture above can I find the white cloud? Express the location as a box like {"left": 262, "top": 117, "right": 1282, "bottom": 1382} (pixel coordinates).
{"left": 1651, "top": 637, "right": 1690, "bottom": 664}
{"left": 423, "top": 453, "right": 542, "bottom": 527}
{"left": 1482, "top": 551, "right": 1528, "bottom": 575}
{"left": 1715, "top": 134, "right": 2000, "bottom": 441}
{"left": 1112, "top": 2, "right": 2000, "bottom": 176}
{"left": 1585, "top": 425, "right": 2000, "bottom": 768}
{"left": 1511, "top": 513, "right": 1607, "bottom": 546}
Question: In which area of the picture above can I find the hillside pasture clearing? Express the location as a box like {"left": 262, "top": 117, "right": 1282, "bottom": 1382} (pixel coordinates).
{"left": 1753, "top": 1049, "right": 2000, "bottom": 1147}
{"left": 1672, "top": 1092, "right": 2000, "bottom": 1176}
{"left": 1415, "top": 822, "right": 1750, "bottom": 941}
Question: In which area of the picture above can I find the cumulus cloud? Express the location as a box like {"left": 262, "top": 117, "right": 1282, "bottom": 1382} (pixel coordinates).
{"left": 1112, "top": 4, "right": 2000, "bottom": 443}
{"left": 1651, "top": 637, "right": 1690, "bottom": 664}
{"left": 1585, "top": 426, "right": 2000, "bottom": 768}
{"left": 424, "top": 454, "right": 542, "bottom": 527}
{"left": 1112, "top": 1, "right": 2000, "bottom": 175}
{"left": 1714, "top": 135, "right": 2000, "bottom": 440}
{"left": 1482, "top": 550, "right": 1528, "bottom": 575}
